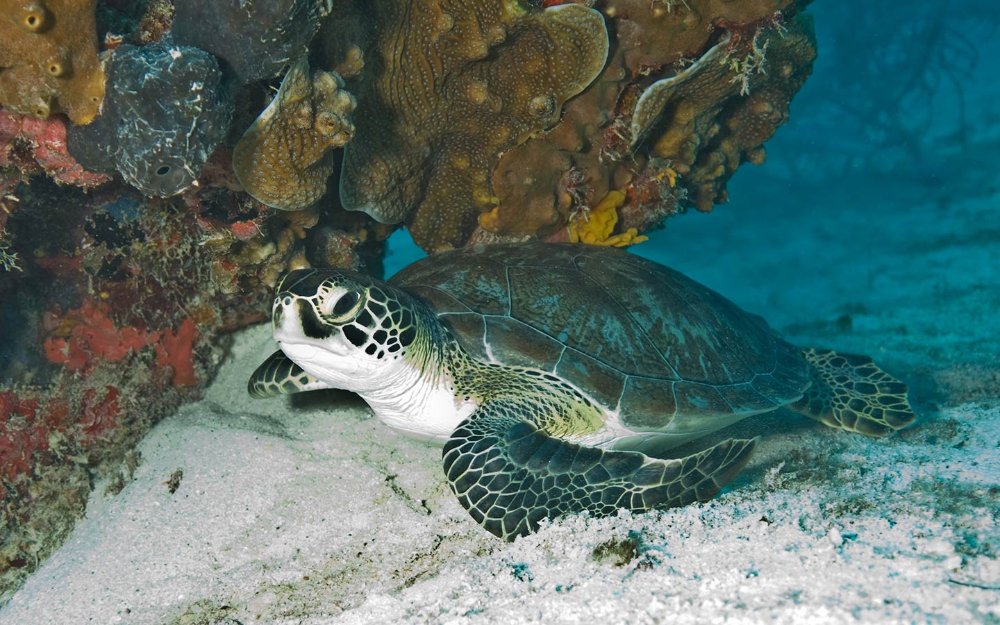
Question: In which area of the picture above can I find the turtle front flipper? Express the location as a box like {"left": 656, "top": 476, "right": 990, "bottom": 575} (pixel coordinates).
{"left": 443, "top": 401, "right": 756, "bottom": 540}
{"left": 248, "top": 350, "right": 334, "bottom": 398}
{"left": 791, "top": 348, "right": 915, "bottom": 436}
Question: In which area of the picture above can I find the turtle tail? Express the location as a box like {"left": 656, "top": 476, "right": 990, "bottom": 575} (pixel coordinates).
{"left": 790, "top": 348, "right": 915, "bottom": 436}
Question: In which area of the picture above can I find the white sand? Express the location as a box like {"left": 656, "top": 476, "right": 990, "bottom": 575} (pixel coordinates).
{"left": 0, "top": 321, "right": 997, "bottom": 624}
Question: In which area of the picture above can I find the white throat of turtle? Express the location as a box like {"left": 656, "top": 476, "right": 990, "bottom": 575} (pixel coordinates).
{"left": 360, "top": 341, "right": 477, "bottom": 441}
{"left": 279, "top": 321, "right": 476, "bottom": 442}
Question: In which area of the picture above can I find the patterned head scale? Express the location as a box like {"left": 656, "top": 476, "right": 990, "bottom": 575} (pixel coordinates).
{"left": 274, "top": 269, "right": 418, "bottom": 361}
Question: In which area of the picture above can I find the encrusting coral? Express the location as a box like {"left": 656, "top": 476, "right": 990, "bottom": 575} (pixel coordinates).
{"left": 232, "top": 58, "right": 357, "bottom": 211}
{"left": 333, "top": 0, "right": 609, "bottom": 251}
{"left": 0, "top": 0, "right": 105, "bottom": 124}
{"left": 0, "top": 108, "right": 110, "bottom": 190}
{"left": 472, "top": 0, "right": 815, "bottom": 246}
{"left": 566, "top": 190, "right": 648, "bottom": 247}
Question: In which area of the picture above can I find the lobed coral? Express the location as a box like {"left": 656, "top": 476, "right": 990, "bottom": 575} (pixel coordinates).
{"left": 233, "top": 58, "right": 357, "bottom": 211}
{"left": 629, "top": 18, "right": 817, "bottom": 212}
{"left": 331, "top": 0, "right": 610, "bottom": 251}
{"left": 0, "top": 0, "right": 105, "bottom": 124}
{"left": 66, "top": 41, "right": 232, "bottom": 197}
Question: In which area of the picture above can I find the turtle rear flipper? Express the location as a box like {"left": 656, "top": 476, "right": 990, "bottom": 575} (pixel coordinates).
{"left": 791, "top": 348, "right": 915, "bottom": 436}
{"left": 443, "top": 402, "right": 756, "bottom": 540}
{"left": 248, "top": 350, "right": 334, "bottom": 398}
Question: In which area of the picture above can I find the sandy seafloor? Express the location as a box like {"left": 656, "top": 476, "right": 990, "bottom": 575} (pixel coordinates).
{"left": 5, "top": 11, "right": 1000, "bottom": 625}
{"left": 3, "top": 168, "right": 999, "bottom": 624}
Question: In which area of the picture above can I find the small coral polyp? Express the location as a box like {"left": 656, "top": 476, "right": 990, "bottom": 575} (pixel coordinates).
{"left": 0, "top": 0, "right": 105, "bottom": 124}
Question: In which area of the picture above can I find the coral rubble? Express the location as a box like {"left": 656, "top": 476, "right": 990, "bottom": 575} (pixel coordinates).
{"left": 0, "top": 0, "right": 105, "bottom": 124}
{"left": 333, "top": 1, "right": 610, "bottom": 251}
{"left": 233, "top": 58, "right": 357, "bottom": 211}
{"left": 66, "top": 41, "right": 232, "bottom": 197}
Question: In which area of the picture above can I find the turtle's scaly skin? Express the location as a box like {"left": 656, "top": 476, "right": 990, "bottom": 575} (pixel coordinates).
{"left": 249, "top": 243, "right": 915, "bottom": 539}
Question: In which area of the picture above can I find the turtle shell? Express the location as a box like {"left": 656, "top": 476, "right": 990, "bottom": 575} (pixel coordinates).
{"left": 391, "top": 242, "right": 809, "bottom": 431}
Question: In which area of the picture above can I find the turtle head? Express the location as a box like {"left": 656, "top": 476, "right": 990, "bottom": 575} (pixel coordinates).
{"left": 271, "top": 269, "right": 419, "bottom": 386}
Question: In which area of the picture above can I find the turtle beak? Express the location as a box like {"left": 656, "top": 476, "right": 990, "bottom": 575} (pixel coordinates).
{"left": 272, "top": 295, "right": 301, "bottom": 343}
{"left": 272, "top": 297, "right": 285, "bottom": 331}
{"left": 273, "top": 295, "right": 336, "bottom": 343}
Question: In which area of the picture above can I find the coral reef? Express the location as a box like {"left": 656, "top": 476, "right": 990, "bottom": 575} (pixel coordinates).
{"left": 233, "top": 58, "right": 356, "bottom": 210}
{"left": 66, "top": 41, "right": 232, "bottom": 197}
{"left": 479, "top": 0, "right": 814, "bottom": 244}
{"left": 171, "top": 0, "right": 325, "bottom": 85}
{"left": 0, "top": 0, "right": 105, "bottom": 124}
{"left": 321, "top": 0, "right": 814, "bottom": 252}
{"left": 333, "top": 1, "right": 610, "bottom": 251}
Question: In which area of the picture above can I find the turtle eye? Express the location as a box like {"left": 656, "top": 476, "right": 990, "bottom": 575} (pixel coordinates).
{"left": 324, "top": 290, "right": 364, "bottom": 322}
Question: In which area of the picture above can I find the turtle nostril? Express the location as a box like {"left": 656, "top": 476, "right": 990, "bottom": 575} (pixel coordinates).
{"left": 273, "top": 304, "right": 285, "bottom": 328}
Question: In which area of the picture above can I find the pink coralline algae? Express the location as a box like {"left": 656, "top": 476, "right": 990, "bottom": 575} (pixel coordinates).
{"left": 0, "top": 108, "right": 110, "bottom": 188}
{"left": 43, "top": 301, "right": 199, "bottom": 388}
{"left": 43, "top": 301, "right": 160, "bottom": 372}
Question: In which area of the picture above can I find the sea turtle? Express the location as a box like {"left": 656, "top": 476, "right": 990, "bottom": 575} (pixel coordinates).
{"left": 249, "top": 242, "right": 914, "bottom": 539}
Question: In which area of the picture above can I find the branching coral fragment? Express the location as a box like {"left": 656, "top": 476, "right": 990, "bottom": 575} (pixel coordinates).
{"left": 0, "top": 231, "right": 20, "bottom": 272}
{"left": 725, "top": 30, "right": 770, "bottom": 96}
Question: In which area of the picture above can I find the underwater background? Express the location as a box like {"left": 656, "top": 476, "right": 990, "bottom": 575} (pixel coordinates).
{"left": 1, "top": 0, "right": 998, "bottom": 623}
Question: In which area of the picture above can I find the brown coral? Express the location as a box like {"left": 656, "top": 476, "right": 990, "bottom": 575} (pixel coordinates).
{"left": 0, "top": 0, "right": 105, "bottom": 124}
{"left": 478, "top": 0, "right": 815, "bottom": 244}
{"left": 232, "top": 58, "right": 356, "bottom": 211}
{"left": 332, "top": 1, "right": 609, "bottom": 252}
{"left": 639, "top": 17, "right": 817, "bottom": 212}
